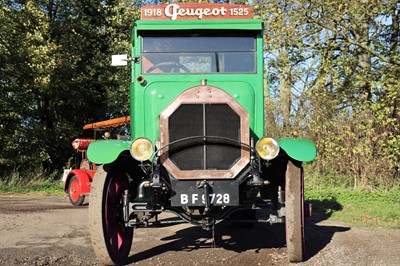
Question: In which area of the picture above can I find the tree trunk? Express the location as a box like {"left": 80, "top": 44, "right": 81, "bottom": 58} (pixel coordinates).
{"left": 279, "top": 48, "right": 292, "bottom": 129}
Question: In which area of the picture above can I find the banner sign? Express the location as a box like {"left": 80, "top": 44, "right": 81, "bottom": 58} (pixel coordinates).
{"left": 141, "top": 3, "right": 252, "bottom": 21}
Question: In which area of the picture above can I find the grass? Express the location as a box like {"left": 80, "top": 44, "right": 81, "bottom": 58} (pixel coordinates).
{"left": 0, "top": 174, "right": 64, "bottom": 196}
{"left": 305, "top": 187, "right": 400, "bottom": 229}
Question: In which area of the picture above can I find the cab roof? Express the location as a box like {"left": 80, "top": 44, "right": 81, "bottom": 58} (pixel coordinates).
{"left": 135, "top": 19, "right": 263, "bottom": 31}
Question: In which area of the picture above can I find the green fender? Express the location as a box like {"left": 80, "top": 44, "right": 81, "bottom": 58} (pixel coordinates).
{"left": 278, "top": 138, "right": 317, "bottom": 162}
{"left": 87, "top": 139, "right": 131, "bottom": 164}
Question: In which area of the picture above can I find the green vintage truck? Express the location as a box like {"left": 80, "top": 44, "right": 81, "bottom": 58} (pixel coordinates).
{"left": 87, "top": 3, "right": 316, "bottom": 265}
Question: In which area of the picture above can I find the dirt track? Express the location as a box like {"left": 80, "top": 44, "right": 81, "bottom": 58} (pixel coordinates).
{"left": 0, "top": 195, "right": 399, "bottom": 266}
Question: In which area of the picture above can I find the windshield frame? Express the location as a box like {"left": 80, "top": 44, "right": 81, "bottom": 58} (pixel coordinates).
{"left": 140, "top": 30, "right": 258, "bottom": 75}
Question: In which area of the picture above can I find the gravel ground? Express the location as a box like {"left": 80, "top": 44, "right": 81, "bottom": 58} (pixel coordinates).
{"left": 0, "top": 195, "right": 399, "bottom": 266}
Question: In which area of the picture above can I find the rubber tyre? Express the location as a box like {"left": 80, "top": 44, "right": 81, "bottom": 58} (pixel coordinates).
{"left": 89, "top": 165, "right": 133, "bottom": 265}
{"left": 285, "top": 160, "right": 305, "bottom": 262}
{"left": 68, "top": 176, "right": 85, "bottom": 206}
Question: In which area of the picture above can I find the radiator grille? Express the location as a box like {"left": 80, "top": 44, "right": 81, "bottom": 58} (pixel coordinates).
{"left": 169, "top": 104, "right": 241, "bottom": 170}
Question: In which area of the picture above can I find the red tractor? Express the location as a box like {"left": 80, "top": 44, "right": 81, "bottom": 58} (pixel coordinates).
{"left": 62, "top": 116, "right": 130, "bottom": 206}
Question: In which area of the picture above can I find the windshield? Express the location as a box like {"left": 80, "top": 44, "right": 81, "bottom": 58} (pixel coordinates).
{"left": 141, "top": 31, "right": 256, "bottom": 74}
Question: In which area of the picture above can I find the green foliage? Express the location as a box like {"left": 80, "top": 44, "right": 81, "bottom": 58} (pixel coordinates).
{"left": 0, "top": 0, "right": 399, "bottom": 188}
{"left": 0, "top": 171, "right": 64, "bottom": 195}
{"left": 0, "top": 0, "right": 140, "bottom": 178}
{"left": 257, "top": 0, "right": 400, "bottom": 188}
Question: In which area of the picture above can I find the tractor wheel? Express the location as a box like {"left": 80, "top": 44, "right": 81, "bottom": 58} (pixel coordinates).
{"left": 68, "top": 176, "right": 85, "bottom": 206}
{"left": 89, "top": 165, "right": 133, "bottom": 265}
{"left": 285, "top": 160, "right": 305, "bottom": 262}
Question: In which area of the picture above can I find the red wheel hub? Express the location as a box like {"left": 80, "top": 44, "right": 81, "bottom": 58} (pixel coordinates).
{"left": 69, "top": 179, "right": 81, "bottom": 202}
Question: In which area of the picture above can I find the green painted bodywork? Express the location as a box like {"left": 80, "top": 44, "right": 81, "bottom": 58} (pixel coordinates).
{"left": 134, "top": 19, "right": 262, "bottom": 31}
{"left": 278, "top": 138, "right": 317, "bottom": 162}
{"left": 88, "top": 18, "right": 316, "bottom": 165}
{"left": 130, "top": 19, "right": 265, "bottom": 143}
{"left": 87, "top": 139, "right": 131, "bottom": 164}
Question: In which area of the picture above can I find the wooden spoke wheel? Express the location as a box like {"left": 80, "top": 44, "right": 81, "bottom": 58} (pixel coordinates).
{"left": 285, "top": 160, "right": 305, "bottom": 262}
{"left": 89, "top": 165, "right": 133, "bottom": 265}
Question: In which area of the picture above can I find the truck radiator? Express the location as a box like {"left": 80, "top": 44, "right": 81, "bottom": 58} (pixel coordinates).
{"left": 168, "top": 103, "right": 241, "bottom": 170}
{"left": 159, "top": 85, "right": 250, "bottom": 179}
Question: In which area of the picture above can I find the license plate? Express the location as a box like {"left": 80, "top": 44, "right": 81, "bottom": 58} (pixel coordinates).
{"left": 180, "top": 192, "right": 232, "bottom": 205}
{"left": 170, "top": 179, "right": 239, "bottom": 207}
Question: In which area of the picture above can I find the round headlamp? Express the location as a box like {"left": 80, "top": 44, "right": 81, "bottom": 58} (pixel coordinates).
{"left": 255, "top": 137, "right": 280, "bottom": 161}
{"left": 130, "top": 138, "right": 154, "bottom": 161}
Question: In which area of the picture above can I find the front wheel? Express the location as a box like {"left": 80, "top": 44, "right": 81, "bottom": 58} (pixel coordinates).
{"left": 89, "top": 165, "right": 133, "bottom": 265}
{"left": 68, "top": 176, "right": 85, "bottom": 206}
{"left": 285, "top": 160, "right": 305, "bottom": 262}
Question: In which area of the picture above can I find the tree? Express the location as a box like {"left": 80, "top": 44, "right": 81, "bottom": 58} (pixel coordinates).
{"left": 1, "top": 0, "right": 398, "bottom": 187}
{"left": 0, "top": 0, "right": 140, "bottom": 178}
{"left": 256, "top": 0, "right": 399, "bottom": 187}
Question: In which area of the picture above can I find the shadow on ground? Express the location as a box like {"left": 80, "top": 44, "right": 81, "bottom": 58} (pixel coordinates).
{"left": 126, "top": 198, "right": 350, "bottom": 264}
{"left": 303, "top": 198, "right": 350, "bottom": 260}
